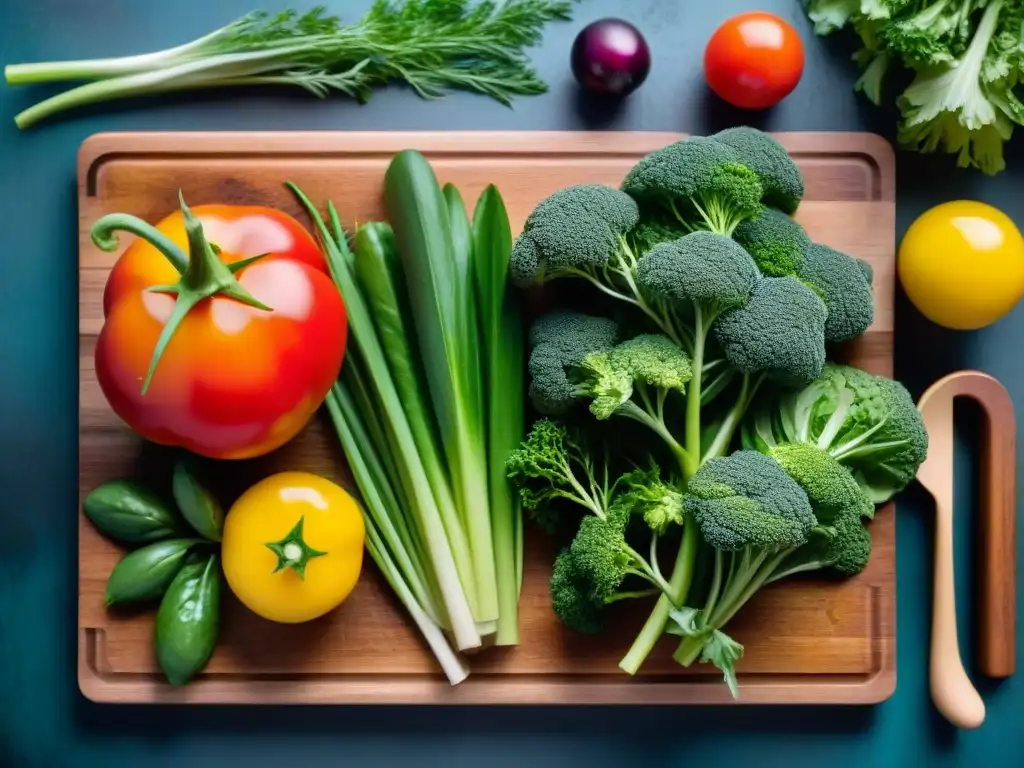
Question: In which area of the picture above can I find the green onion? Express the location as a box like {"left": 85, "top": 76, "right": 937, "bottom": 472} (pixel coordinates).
{"left": 384, "top": 152, "right": 499, "bottom": 629}
{"left": 472, "top": 185, "right": 526, "bottom": 645}
{"left": 290, "top": 181, "right": 482, "bottom": 655}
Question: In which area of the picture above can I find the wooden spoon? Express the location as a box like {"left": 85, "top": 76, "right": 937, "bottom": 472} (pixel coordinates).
{"left": 916, "top": 370, "right": 1016, "bottom": 730}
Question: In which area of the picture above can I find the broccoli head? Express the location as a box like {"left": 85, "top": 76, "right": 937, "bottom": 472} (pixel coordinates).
{"left": 856, "top": 258, "right": 874, "bottom": 285}
{"left": 549, "top": 548, "right": 604, "bottom": 633}
{"left": 510, "top": 184, "right": 640, "bottom": 285}
{"left": 621, "top": 137, "right": 763, "bottom": 236}
{"left": 742, "top": 363, "right": 929, "bottom": 502}
{"left": 685, "top": 450, "right": 817, "bottom": 552}
{"left": 527, "top": 311, "right": 620, "bottom": 415}
{"left": 799, "top": 243, "right": 875, "bottom": 343}
{"left": 712, "top": 126, "right": 805, "bottom": 214}
{"left": 713, "top": 276, "right": 828, "bottom": 386}
{"left": 635, "top": 231, "right": 759, "bottom": 316}
{"left": 733, "top": 206, "right": 811, "bottom": 278}
{"left": 769, "top": 443, "right": 875, "bottom": 522}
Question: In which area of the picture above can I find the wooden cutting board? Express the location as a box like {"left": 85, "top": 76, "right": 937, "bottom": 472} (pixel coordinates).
{"left": 78, "top": 131, "right": 895, "bottom": 705}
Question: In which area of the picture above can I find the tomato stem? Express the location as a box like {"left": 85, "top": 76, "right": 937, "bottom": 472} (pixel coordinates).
{"left": 264, "top": 515, "right": 327, "bottom": 581}
{"left": 89, "top": 190, "right": 275, "bottom": 395}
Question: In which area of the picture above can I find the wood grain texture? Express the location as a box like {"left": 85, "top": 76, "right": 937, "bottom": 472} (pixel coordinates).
{"left": 78, "top": 131, "right": 896, "bottom": 705}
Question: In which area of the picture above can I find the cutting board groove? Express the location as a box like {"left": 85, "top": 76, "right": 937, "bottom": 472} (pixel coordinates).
{"left": 78, "top": 131, "right": 895, "bottom": 705}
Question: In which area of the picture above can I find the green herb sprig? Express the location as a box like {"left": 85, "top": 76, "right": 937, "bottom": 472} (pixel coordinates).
{"left": 5, "top": 0, "right": 576, "bottom": 128}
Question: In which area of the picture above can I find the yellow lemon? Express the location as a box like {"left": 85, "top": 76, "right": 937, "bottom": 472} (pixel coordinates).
{"left": 222, "top": 472, "right": 365, "bottom": 623}
{"left": 898, "top": 200, "right": 1024, "bottom": 330}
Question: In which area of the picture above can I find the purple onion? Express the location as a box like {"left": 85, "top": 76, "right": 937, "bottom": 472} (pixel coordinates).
{"left": 570, "top": 18, "right": 651, "bottom": 97}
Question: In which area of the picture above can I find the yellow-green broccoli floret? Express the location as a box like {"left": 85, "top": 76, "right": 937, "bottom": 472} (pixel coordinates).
{"left": 576, "top": 334, "right": 692, "bottom": 471}
{"left": 799, "top": 243, "right": 875, "bottom": 343}
{"left": 769, "top": 443, "right": 875, "bottom": 522}
{"left": 509, "top": 184, "right": 640, "bottom": 285}
{"left": 713, "top": 276, "right": 828, "bottom": 386}
{"left": 621, "top": 136, "right": 764, "bottom": 236}
{"left": 712, "top": 126, "right": 805, "bottom": 214}
{"left": 733, "top": 206, "right": 811, "bottom": 278}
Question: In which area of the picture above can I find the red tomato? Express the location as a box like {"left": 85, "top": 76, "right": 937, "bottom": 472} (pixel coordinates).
{"left": 704, "top": 12, "right": 804, "bottom": 110}
{"left": 94, "top": 199, "right": 347, "bottom": 460}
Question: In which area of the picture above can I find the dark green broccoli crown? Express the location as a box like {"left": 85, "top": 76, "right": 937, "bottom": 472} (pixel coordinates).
{"left": 527, "top": 311, "right": 620, "bottom": 415}
{"left": 568, "top": 497, "right": 634, "bottom": 601}
{"left": 611, "top": 334, "right": 693, "bottom": 392}
{"left": 769, "top": 443, "right": 875, "bottom": 524}
{"left": 510, "top": 184, "right": 640, "bottom": 284}
{"left": 635, "top": 231, "right": 759, "bottom": 310}
{"left": 712, "top": 127, "right": 805, "bottom": 214}
{"left": 714, "top": 276, "right": 828, "bottom": 385}
{"left": 549, "top": 548, "right": 604, "bottom": 634}
{"left": 685, "top": 450, "right": 817, "bottom": 552}
{"left": 799, "top": 243, "right": 875, "bottom": 343}
{"left": 621, "top": 137, "right": 763, "bottom": 231}
{"left": 733, "top": 206, "right": 811, "bottom": 278}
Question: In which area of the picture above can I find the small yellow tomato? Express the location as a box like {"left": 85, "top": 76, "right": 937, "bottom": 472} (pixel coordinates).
{"left": 222, "top": 472, "right": 365, "bottom": 624}
{"left": 898, "top": 200, "right": 1024, "bottom": 330}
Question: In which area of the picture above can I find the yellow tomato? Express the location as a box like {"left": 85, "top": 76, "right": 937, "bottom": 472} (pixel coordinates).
{"left": 222, "top": 472, "right": 365, "bottom": 623}
{"left": 898, "top": 200, "right": 1024, "bottom": 330}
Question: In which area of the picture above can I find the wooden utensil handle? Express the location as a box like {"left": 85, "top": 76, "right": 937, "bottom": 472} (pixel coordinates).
{"left": 977, "top": 380, "right": 1016, "bottom": 678}
{"left": 931, "top": 495, "right": 986, "bottom": 729}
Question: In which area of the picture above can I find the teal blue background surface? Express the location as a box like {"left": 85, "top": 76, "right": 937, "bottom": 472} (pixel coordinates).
{"left": 1, "top": 1, "right": 1022, "bottom": 766}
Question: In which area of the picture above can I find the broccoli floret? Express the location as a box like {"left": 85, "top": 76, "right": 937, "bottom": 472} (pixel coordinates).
{"left": 712, "top": 126, "right": 805, "bottom": 214}
{"left": 773, "top": 509, "right": 873, "bottom": 582}
{"left": 742, "top": 363, "right": 929, "bottom": 503}
{"left": 549, "top": 548, "right": 604, "bottom": 633}
{"left": 685, "top": 450, "right": 817, "bottom": 552}
{"left": 509, "top": 184, "right": 640, "bottom": 286}
{"left": 545, "top": 466, "right": 683, "bottom": 634}
{"left": 617, "top": 463, "right": 685, "bottom": 534}
{"left": 733, "top": 206, "right": 811, "bottom": 278}
{"left": 607, "top": 334, "right": 693, "bottom": 393}
{"left": 769, "top": 443, "right": 875, "bottom": 522}
{"left": 636, "top": 231, "right": 759, "bottom": 318}
{"left": 622, "top": 137, "right": 763, "bottom": 236}
{"left": 573, "top": 334, "right": 693, "bottom": 472}
{"left": 505, "top": 419, "right": 613, "bottom": 528}
{"left": 631, "top": 207, "right": 689, "bottom": 253}
{"left": 527, "top": 311, "right": 620, "bottom": 415}
{"left": 714, "top": 276, "right": 828, "bottom": 386}
{"left": 569, "top": 496, "right": 642, "bottom": 600}
{"left": 799, "top": 243, "right": 875, "bottom": 343}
